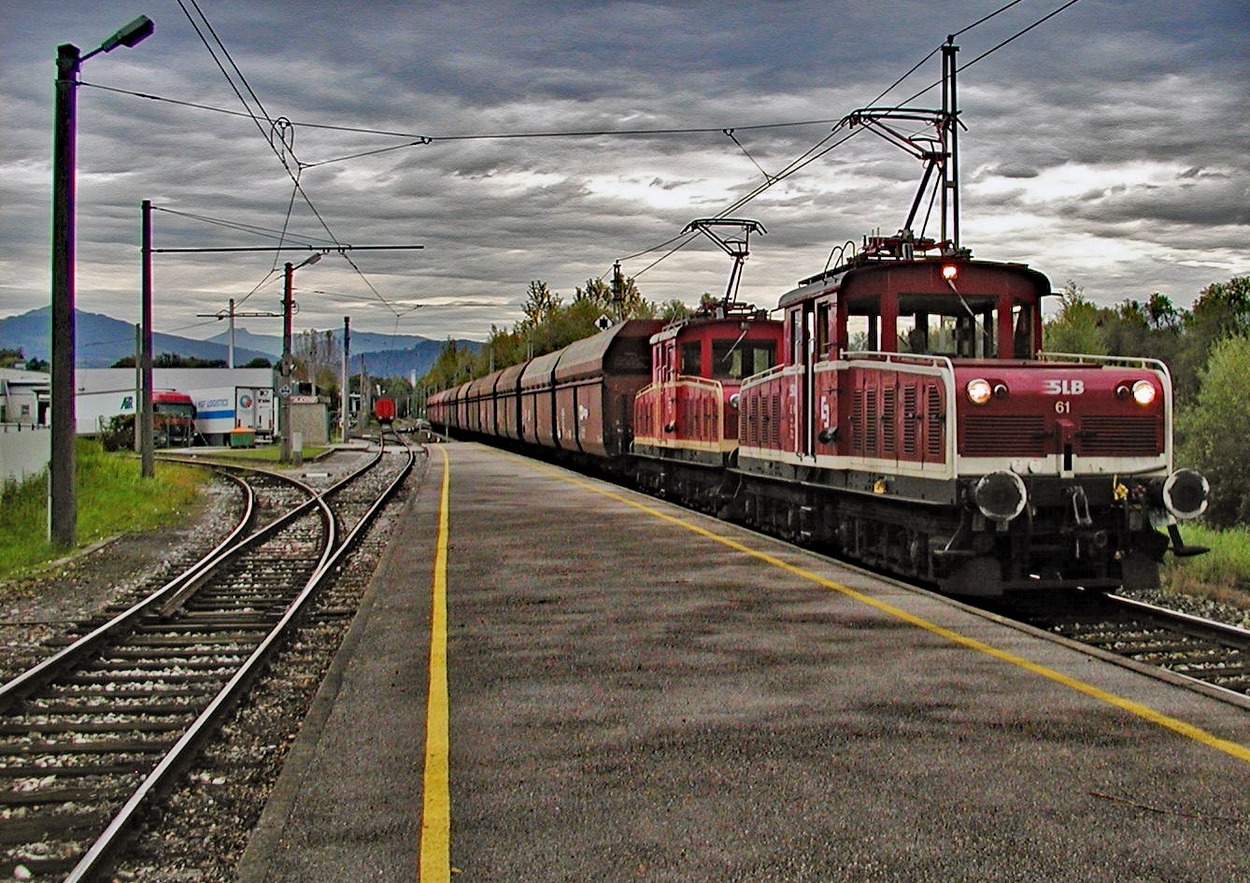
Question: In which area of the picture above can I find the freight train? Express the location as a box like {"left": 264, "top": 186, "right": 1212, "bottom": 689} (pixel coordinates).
{"left": 428, "top": 45, "right": 1209, "bottom": 596}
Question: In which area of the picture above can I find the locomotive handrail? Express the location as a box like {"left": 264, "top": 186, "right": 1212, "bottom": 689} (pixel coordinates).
{"left": 1038, "top": 351, "right": 1172, "bottom": 380}
{"left": 843, "top": 350, "right": 956, "bottom": 374}
{"left": 672, "top": 374, "right": 726, "bottom": 390}
{"left": 739, "top": 363, "right": 786, "bottom": 390}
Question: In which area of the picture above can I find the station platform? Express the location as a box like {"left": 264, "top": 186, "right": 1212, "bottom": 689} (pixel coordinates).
{"left": 239, "top": 441, "right": 1250, "bottom": 882}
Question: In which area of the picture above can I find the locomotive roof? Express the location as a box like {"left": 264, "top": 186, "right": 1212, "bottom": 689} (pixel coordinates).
{"left": 776, "top": 254, "right": 1053, "bottom": 310}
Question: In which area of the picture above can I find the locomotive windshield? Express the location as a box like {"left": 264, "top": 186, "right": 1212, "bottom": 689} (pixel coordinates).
{"left": 712, "top": 338, "right": 776, "bottom": 380}
{"left": 844, "top": 291, "right": 1037, "bottom": 360}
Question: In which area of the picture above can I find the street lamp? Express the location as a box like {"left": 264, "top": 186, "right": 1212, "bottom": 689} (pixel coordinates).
{"left": 50, "top": 15, "right": 154, "bottom": 548}
{"left": 279, "top": 252, "right": 322, "bottom": 464}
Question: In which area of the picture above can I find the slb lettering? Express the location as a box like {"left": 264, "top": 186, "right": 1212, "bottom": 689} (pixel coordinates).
{"left": 1043, "top": 379, "right": 1084, "bottom": 395}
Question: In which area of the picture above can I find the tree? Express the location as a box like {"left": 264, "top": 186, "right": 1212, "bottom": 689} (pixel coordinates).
{"left": 1176, "top": 335, "right": 1250, "bottom": 528}
{"left": 658, "top": 299, "right": 693, "bottom": 323}
{"left": 294, "top": 328, "right": 342, "bottom": 393}
{"left": 521, "top": 280, "right": 561, "bottom": 329}
{"left": 424, "top": 337, "right": 478, "bottom": 390}
{"left": 1187, "top": 276, "right": 1250, "bottom": 340}
{"left": 1042, "top": 281, "right": 1107, "bottom": 355}
{"left": 0, "top": 348, "right": 24, "bottom": 369}
{"left": 1145, "top": 293, "right": 1181, "bottom": 331}
{"left": 1173, "top": 275, "right": 1250, "bottom": 404}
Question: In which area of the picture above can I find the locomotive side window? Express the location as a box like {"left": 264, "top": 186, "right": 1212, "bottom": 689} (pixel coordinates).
{"left": 1012, "top": 303, "right": 1035, "bottom": 359}
{"left": 845, "top": 313, "right": 879, "bottom": 352}
{"left": 816, "top": 300, "right": 833, "bottom": 360}
{"left": 789, "top": 311, "right": 804, "bottom": 364}
{"left": 681, "top": 341, "right": 702, "bottom": 376}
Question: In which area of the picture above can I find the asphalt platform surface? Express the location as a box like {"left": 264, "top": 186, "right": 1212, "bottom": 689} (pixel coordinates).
{"left": 239, "top": 441, "right": 1250, "bottom": 882}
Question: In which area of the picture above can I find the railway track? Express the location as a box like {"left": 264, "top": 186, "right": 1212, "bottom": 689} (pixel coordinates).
{"left": 0, "top": 439, "right": 415, "bottom": 881}
{"left": 986, "top": 590, "right": 1250, "bottom": 705}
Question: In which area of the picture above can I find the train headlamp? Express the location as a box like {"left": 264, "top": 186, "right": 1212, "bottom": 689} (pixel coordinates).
{"left": 966, "top": 378, "right": 993, "bottom": 405}
{"left": 942, "top": 264, "right": 958, "bottom": 281}
{"left": 1131, "top": 380, "right": 1156, "bottom": 406}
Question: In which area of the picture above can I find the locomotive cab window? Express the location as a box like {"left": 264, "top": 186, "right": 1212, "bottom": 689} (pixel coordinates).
{"left": 815, "top": 299, "right": 834, "bottom": 360}
{"left": 895, "top": 293, "right": 999, "bottom": 358}
{"left": 712, "top": 338, "right": 777, "bottom": 380}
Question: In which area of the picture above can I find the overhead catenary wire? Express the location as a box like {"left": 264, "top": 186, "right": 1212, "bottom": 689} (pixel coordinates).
{"left": 103, "top": 0, "right": 1087, "bottom": 327}
{"left": 619, "top": 0, "right": 1087, "bottom": 281}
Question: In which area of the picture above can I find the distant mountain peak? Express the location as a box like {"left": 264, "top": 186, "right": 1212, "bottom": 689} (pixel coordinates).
{"left": 0, "top": 306, "right": 478, "bottom": 379}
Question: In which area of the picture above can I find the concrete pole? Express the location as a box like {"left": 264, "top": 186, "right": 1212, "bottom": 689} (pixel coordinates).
{"left": 140, "top": 199, "right": 154, "bottom": 478}
{"left": 49, "top": 42, "right": 80, "bottom": 547}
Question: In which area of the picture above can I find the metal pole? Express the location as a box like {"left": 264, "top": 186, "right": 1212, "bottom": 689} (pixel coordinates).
{"left": 133, "top": 324, "right": 141, "bottom": 454}
{"left": 50, "top": 42, "right": 80, "bottom": 547}
{"left": 140, "top": 199, "right": 154, "bottom": 478}
{"left": 227, "top": 298, "right": 236, "bottom": 369}
{"left": 341, "top": 316, "right": 350, "bottom": 441}
{"left": 279, "top": 262, "right": 294, "bottom": 463}
{"left": 942, "top": 38, "right": 960, "bottom": 251}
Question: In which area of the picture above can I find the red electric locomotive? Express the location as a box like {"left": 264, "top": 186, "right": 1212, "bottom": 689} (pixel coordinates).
{"left": 718, "top": 43, "right": 1207, "bottom": 594}
{"left": 633, "top": 219, "right": 785, "bottom": 511}
{"left": 730, "top": 234, "right": 1207, "bottom": 595}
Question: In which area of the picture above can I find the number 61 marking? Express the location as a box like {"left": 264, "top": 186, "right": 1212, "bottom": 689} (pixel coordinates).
{"left": 1055, "top": 400, "right": 1071, "bottom": 414}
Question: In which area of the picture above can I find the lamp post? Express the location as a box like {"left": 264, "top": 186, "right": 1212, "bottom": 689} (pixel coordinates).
{"left": 279, "top": 253, "right": 321, "bottom": 464}
{"left": 50, "top": 15, "right": 154, "bottom": 547}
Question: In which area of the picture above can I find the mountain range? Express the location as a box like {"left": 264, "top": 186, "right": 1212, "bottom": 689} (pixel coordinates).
{"left": 0, "top": 307, "right": 478, "bottom": 379}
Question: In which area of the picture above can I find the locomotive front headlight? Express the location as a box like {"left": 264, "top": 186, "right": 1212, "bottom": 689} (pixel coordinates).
{"left": 966, "top": 378, "right": 992, "bottom": 405}
{"left": 1131, "top": 379, "right": 1156, "bottom": 406}
{"left": 728, "top": 392, "right": 741, "bottom": 410}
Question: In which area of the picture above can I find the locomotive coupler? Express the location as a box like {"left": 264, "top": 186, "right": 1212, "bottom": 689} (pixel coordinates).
{"left": 1064, "top": 486, "right": 1093, "bottom": 528}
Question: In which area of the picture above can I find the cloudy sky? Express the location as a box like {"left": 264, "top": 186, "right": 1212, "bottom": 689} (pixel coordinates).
{"left": 2, "top": 1, "right": 1247, "bottom": 346}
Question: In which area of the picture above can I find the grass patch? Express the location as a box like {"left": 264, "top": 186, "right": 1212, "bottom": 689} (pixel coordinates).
{"left": 1161, "top": 522, "right": 1250, "bottom": 610}
{"left": 0, "top": 438, "right": 209, "bottom": 582}
{"left": 172, "top": 444, "right": 330, "bottom": 463}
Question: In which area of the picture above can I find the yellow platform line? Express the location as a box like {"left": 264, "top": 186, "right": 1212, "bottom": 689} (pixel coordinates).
{"left": 527, "top": 455, "right": 1250, "bottom": 767}
{"left": 419, "top": 446, "right": 452, "bottom": 881}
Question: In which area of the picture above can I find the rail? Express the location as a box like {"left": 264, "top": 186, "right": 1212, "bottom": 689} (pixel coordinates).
{"left": 0, "top": 441, "right": 414, "bottom": 880}
{"left": 64, "top": 442, "right": 414, "bottom": 881}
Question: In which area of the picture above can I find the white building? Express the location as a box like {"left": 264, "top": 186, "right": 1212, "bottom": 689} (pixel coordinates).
{"left": 76, "top": 367, "right": 275, "bottom": 444}
{"left": 0, "top": 367, "right": 51, "bottom": 426}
